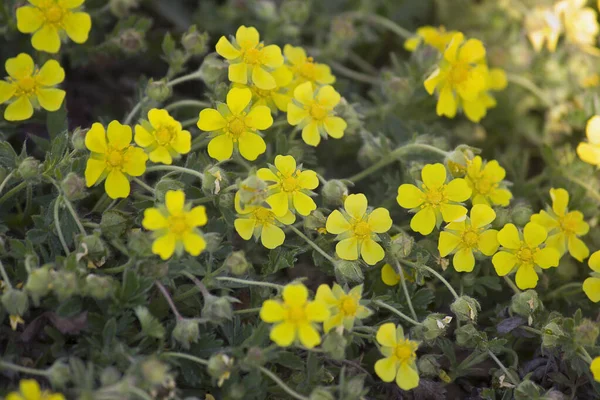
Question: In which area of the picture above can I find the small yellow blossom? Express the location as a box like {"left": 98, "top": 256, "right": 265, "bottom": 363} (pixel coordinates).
{"left": 0, "top": 53, "right": 66, "bottom": 121}
{"left": 465, "top": 156, "right": 512, "bottom": 207}
{"left": 134, "top": 109, "right": 191, "bottom": 165}
{"left": 16, "top": 0, "right": 92, "bottom": 54}
{"left": 85, "top": 121, "right": 148, "bottom": 199}
{"left": 197, "top": 87, "right": 272, "bottom": 161}
{"left": 10, "top": 315, "right": 25, "bottom": 331}
{"left": 463, "top": 67, "right": 508, "bottom": 123}
{"left": 287, "top": 82, "right": 347, "bottom": 147}
{"left": 236, "top": 66, "right": 293, "bottom": 112}
{"left": 555, "top": 0, "right": 599, "bottom": 49}
{"left": 216, "top": 25, "right": 284, "bottom": 90}
{"left": 234, "top": 192, "right": 295, "bottom": 249}
{"left": 424, "top": 33, "right": 488, "bottom": 119}
{"left": 315, "top": 284, "right": 372, "bottom": 333}
{"left": 325, "top": 193, "right": 392, "bottom": 265}
{"left": 577, "top": 116, "right": 600, "bottom": 166}
{"left": 374, "top": 323, "right": 420, "bottom": 390}
{"left": 530, "top": 188, "right": 589, "bottom": 261}
{"left": 257, "top": 154, "right": 319, "bottom": 217}
{"left": 381, "top": 263, "right": 414, "bottom": 286}
{"left": 439, "top": 204, "right": 499, "bottom": 272}
{"left": 583, "top": 250, "right": 600, "bottom": 302}
{"left": 260, "top": 283, "right": 330, "bottom": 348}
{"left": 142, "top": 190, "right": 207, "bottom": 260}
{"left": 404, "top": 26, "right": 457, "bottom": 52}
{"left": 525, "top": 6, "right": 562, "bottom": 53}
{"left": 6, "top": 379, "right": 65, "bottom": 400}
{"left": 591, "top": 356, "right": 600, "bottom": 382}
{"left": 397, "top": 163, "right": 471, "bottom": 235}
{"left": 283, "top": 44, "right": 335, "bottom": 88}
{"left": 492, "top": 222, "right": 560, "bottom": 289}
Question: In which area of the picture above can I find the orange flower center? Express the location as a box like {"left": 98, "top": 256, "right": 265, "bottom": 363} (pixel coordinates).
{"left": 168, "top": 214, "right": 189, "bottom": 236}
{"left": 44, "top": 5, "right": 66, "bottom": 24}
{"left": 243, "top": 47, "right": 262, "bottom": 65}
{"left": 106, "top": 148, "right": 125, "bottom": 168}
{"left": 309, "top": 103, "right": 328, "bottom": 121}
{"left": 517, "top": 245, "right": 535, "bottom": 264}
{"left": 462, "top": 229, "right": 479, "bottom": 248}
{"left": 394, "top": 340, "right": 416, "bottom": 363}
{"left": 280, "top": 175, "right": 299, "bottom": 192}
{"left": 287, "top": 305, "right": 306, "bottom": 323}
{"left": 352, "top": 221, "right": 371, "bottom": 238}
{"left": 15, "top": 76, "right": 38, "bottom": 96}
{"left": 424, "top": 187, "right": 445, "bottom": 206}
{"left": 154, "top": 125, "right": 176, "bottom": 145}
{"left": 340, "top": 295, "right": 358, "bottom": 316}
{"left": 228, "top": 117, "right": 247, "bottom": 139}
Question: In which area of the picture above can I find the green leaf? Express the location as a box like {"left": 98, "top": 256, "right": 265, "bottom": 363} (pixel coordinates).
{"left": 162, "top": 32, "right": 177, "bottom": 57}
{"left": 275, "top": 351, "right": 305, "bottom": 370}
{"left": 0, "top": 141, "right": 17, "bottom": 168}
{"left": 134, "top": 306, "right": 166, "bottom": 339}
{"left": 263, "top": 246, "right": 302, "bottom": 275}
{"left": 46, "top": 101, "right": 68, "bottom": 140}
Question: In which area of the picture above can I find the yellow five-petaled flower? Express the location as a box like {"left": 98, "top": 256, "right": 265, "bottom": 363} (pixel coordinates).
{"left": 134, "top": 109, "right": 191, "bottom": 165}
{"left": 6, "top": 379, "right": 65, "bottom": 400}
{"left": 260, "top": 283, "right": 330, "bottom": 348}
{"left": 315, "top": 283, "right": 372, "bottom": 333}
{"left": 283, "top": 45, "right": 335, "bottom": 89}
{"left": 465, "top": 156, "right": 512, "bottom": 207}
{"left": 326, "top": 193, "right": 392, "bottom": 265}
{"left": 142, "top": 190, "right": 207, "bottom": 260}
{"left": 374, "top": 323, "right": 420, "bottom": 390}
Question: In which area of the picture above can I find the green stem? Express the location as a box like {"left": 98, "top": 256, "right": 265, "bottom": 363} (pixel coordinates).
{"left": 146, "top": 165, "right": 204, "bottom": 181}
{"left": 234, "top": 307, "right": 261, "bottom": 315}
{"left": 347, "top": 143, "right": 448, "bottom": 183}
{"left": 132, "top": 177, "right": 156, "bottom": 195}
{"left": 259, "top": 366, "right": 310, "bottom": 400}
{"left": 181, "top": 117, "right": 199, "bottom": 128}
{"left": 346, "top": 12, "right": 413, "bottom": 39}
{"left": 578, "top": 346, "right": 594, "bottom": 364}
{"left": 0, "top": 181, "right": 27, "bottom": 206}
{"left": 420, "top": 264, "right": 459, "bottom": 300}
{"left": 488, "top": 350, "right": 520, "bottom": 385}
{"left": 167, "top": 72, "right": 202, "bottom": 87}
{"left": 503, "top": 276, "right": 521, "bottom": 295}
{"left": 563, "top": 174, "right": 600, "bottom": 203}
{"left": 213, "top": 276, "right": 284, "bottom": 291}
{"left": 289, "top": 225, "right": 337, "bottom": 265}
{"left": 63, "top": 196, "right": 87, "bottom": 236}
{"left": 165, "top": 99, "right": 210, "bottom": 112}
{"left": 372, "top": 299, "right": 422, "bottom": 326}
{"left": 128, "top": 387, "right": 153, "bottom": 400}
{"left": 0, "top": 170, "right": 15, "bottom": 194}
{"left": 394, "top": 260, "right": 418, "bottom": 321}
{"left": 0, "top": 361, "right": 50, "bottom": 377}
{"left": 521, "top": 326, "right": 543, "bottom": 335}
{"left": 543, "top": 282, "right": 582, "bottom": 300}
{"left": 54, "top": 197, "right": 70, "bottom": 255}
{"left": 155, "top": 281, "right": 183, "bottom": 320}
{"left": 161, "top": 351, "right": 209, "bottom": 366}
{"left": 506, "top": 73, "right": 553, "bottom": 108}
{"left": 329, "top": 60, "right": 381, "bottom": 85}
{"left": 0, "top": 260, "right": 13, "bottom": 289}
{"left": 102, "top": 259, "right": 134, "bottom": 274}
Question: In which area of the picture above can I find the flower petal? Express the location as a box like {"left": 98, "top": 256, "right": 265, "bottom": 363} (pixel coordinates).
{"left": 260, "top": 223, "right": 285, "bottom": 249}
{"left": 106, "top": 121, "right": 132, "bottom": 150}
{"left": 266, "top": 191, "right": 289, "bottom": 217}
{"left": 208, "top": 134, "right": 234, "bottom": 161}
{"left": 236, "top": 25, "right": 260, "bottom": 48}
{"left": 583, "top": 278, "right": 600, "bottom": 303}
{"left": 187, "top": 206, "right": 208, "bottom": 227}
{"left": 287, "top": 103, "right": 308, "bottom": 125}
{"left": 438, "top": 231, "right": 460, "bottom": 257}
{"left": 228, "top": 63, "right": 248, "bottom": 85}
{"left": 421, "top": 163, "right": 446, "bottom": 189}
{"left": 85, "top": 123, "right": 107, "bottom": 153}
{"left": 149, "top": 146, "right": 172, "bottom": 165}
{"left": 85, "top": 158, "right": 106, "bottom": 187}
{"left": 497, "top": 223, "right": 521, "bottom": 249}
{"left": 134, "top": 125, "right": 155, "bottom": 148}
{"left": 142, "top": 208, "right": 168, "bottom": 230}
{"left": 283, "top": 284, "right": 308, "bottom": 307}
{"left": 122, "top": 147, "right": 147, "bottom": 176}
{"left": 344, "top": 193, "right": 368, "bottom": 220}
{"left": 260, "top": 300, "right": 285, "bottom": 322}
{"left": 183, "top": 232, "right": 206, "bottom": 256}
{"left": 270, "top": 322, "right": 296, "bottom": 347}
{"left": 376, "top": 323, "right": 398, "bottom": 347}
{"left": 317, "top": 85, "right": 341, "bottom": 108}
{"left": 550, "top": 188, "right": 569, "bottom": 217}
{"left": 523, "top": 222, "right": 547, "bottom": 248}
{"left": 577, "top": 142, "right": 600, "bottom": 166}
{"left": 297, "top": 170, "right": 318, "bottom": 189}
{"left": 301, "top": 121, "right": 321, "bottom": 146}
{"left": 586, "top": 115, "right": 600, "bottom": 145}
{"left": 0, "top": 81, "right": 16, "bottom": 104}
{"left": 63, "top": 12, "right": 91, "bottom": 43}
{"left": 105, "top": 170, "right": 130, "bottom": 199}
{"left": 360, "top": 238, "right": 385, "bottom": 265}
{"left": 227, "top": 87, "right": 252, "bottom": 115}
{"left": 293, "top": 82, "right": 314, "bottom": 105}
{"left": 589, "top": 250, "right": 600, "bottom": 272}
{"left": 368, "top": 208, "right": 392, "bottom": 233}
{"left": 323, "top": 116, "right": 346, "bottom": 139}
{"left": 252, "top": 66, "right": 276, "bottom": 90}
{"left": 492, "top": 251, "right": 517, "bottom": 276}
{"left": 32, "top": 24, "right": 61, "bottom": 53}
{"left": 16, "top": 6, "right": 44, "bottom": 33}
{"left": 326, "top": 210, "right": 350, "bottom": 234}
{"left": 440, "top": 203, "right": 467, "bottom": 223}
{"left": 396, "top": 362, "right": 420, "bottom": 390}
{"left": 36, "top": 60, "right": 65, "bottom": 86}
{"left": 165, "top": 190, "right": 185, "bottom": 215}
{"left": 6, "top": 53, "right": 34, "bottom": 80}
{"left": 336, "top": 237, "right": 359, "bottom": 260}
{"left": 568, "top": 235, "right": 589, "bottom": 262}
{"left": 197, "top": 108, "right": 227, "bottom": 131}
{"left": 234, "top": 218, "right": 256, "bottom": 240}
{"left": 534, "top": 247, "right": 560, "bottom": 269}
{"left": 306, "top": 301, "right": 330, "bottom": 322}
{"left": 293, "top": 191, "right": 316, "bottom": 216}
{"left": 381, "top": 264, "right": 400, "bottom": 286}
{"left": 453, "top": 248, "right": 475, "bottom": 272}
{"left": 238, "top": 132, "right": 266, "bottom": 161}
{"left": 470, "top": 204, "right": 496, "bottom": 229}
{"left": 246, "top": 105, "right": 273, "bottom": 130}
{"left": 36, "top": 88, "right": 65, "bottom": 111}
{"left": 478, "top": 229, "right": 499, "bottom": 256}
{"left": 4, "top": 96, "right": 33, "bottom": 121}
{"left": 445, "top": 178, "right": 471, "bottom": 202}
{"left": 397, "top": 184, "right": 424, "bottom": 209}
{"left": 410, "top": 207, "right": 436, "bottom": 235}
{"left": 216, "top": 36, "right": 241, "bottom": 60}
{"left": 20, "top": 379, "right": 41, "bottom": 400}
{"left": 515, "top": 264, "right": 538, "bottom": 290}
{"left": 375, "top": 357, "right": 397, "bottom": 382}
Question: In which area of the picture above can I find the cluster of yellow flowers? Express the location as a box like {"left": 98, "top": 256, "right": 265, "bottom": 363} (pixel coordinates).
{"left": 5, "top": 379, "right": 64, "bottom": 400}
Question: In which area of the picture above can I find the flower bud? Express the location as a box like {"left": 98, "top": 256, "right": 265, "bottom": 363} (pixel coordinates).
{"left": 334, "top": 260, "right": 363, "bottom": 284}
{"left": 203, "top": 232, "right": 222, "bottom": 253}
{"left": 322, "top": 331, "right": 347, "bottom": 360}
{"left": 357, "top": 136, "right": 385, "bottom": 168}
{"left": 146, "top": 79, "right": 172, "bottom": 102}
{"left": 574, "top": 319, "right": 599, "bottom": 346}
{"left": 85, "top": 274, "right": 115, "bottom": 299}
{"left": 25, "top": 266, "right": 52, "bottom": 301}
{"left": 100, "top": 366, "right": 122, "bottom": 386}
{"left": 117, "top": 29, "right": 146, "bottom": 54}
{"left": 47, "top": 360, "right": 70, "bottom": 388}
{"left": 414, "top": 313, "right": 452, "bottom": 342}
{"left": 199, "top": 53, "right": 228, "bottom": 86}
{"left": 303, "top": 210, "right": 326, "bottom": 231}
{"left": 390, "top": 233, "right": 414, "bottom": 259}
{"left": 223, "top": 251, "right": 250, "bottom": 276}
{"left": 100, "top": 210, "right": 130, "bottom": 239}
{"left": 542, "top": 321, "right": 564, "bottom": 348}
{"left": 202, "top": 294, "right": 234, "bottom": 324}
{"left": 1, "top": 289, "right": 29, "bottom": 316}
{"left": 109, "top": 0, "right": 139, "bottom": 17}
{"left": 451, "top": 296, "right": 480, "bottom": 322}
{"left": 207, "top": 353, "right": 234, "bottom": 387}
{"left": 510, "top": 290, "right": 542, "bottom": 317}
{"left": 181, "top": 27, "right": 209, "bottom": 56}
{"left": 417, "top": 354, "right": 441, "bottom": 377}
{"left": 309, "top": 388, "right": 335, "bottom": 400}
{"left": 79, "top": 233, "right": 109, "bottom": 264}
{"left": 250, "top": 0, "right": 277, "bottom": 21}
{"left": 335, "top": 98, "right": 360, "bottom": 136}
{"left": 242, "top": 347, "right": 266, "bottom": 370}
{"left": 71, "top": 127, "right": 88, "bottom": 150}
{"left": 511, "top": 201, "right": 532, "bottom": 227}
{"left": 238, "top": 175, "right": 268, "bottom": 208}
{"left": 225, "top": 383, "right": 245, "bottom": 399}
{"left": 127, "top": 229, "right": 154, "bottom": 258}
{"left": 329, "top": 16, "right": 358, "bottom": 48}
{"left": 141, "top": 358, "right": 170, "bottom": 386}
{"left": 61, "top": 173, "right": 86, "bottom": 201}
{"left": 18, "top": 157, "right": 40, "bottom": 180}
{"left": 172, "top": 318, "right": 200, "bottom": 349}
{"left": 202, "top": 166, "right": 228, "bottom": 195}
{"left": 51, "top": 270, "right": 79, "bottom": 301}
{"left": 492, "top": 207, "right": 511, "bottom": 229}
{"left": 455, "top": 323, "right": 486, "bottom": 348}
{"left": 321, "top": 179, "right": 348, "bottom": 205}
{"left": 446, "top": 145, "right": 475, "bottom": 178}
{"left": 280, "top": 0, "right": 311, "bottom": 24}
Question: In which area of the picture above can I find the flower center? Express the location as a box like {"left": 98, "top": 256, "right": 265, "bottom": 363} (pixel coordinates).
{"left": 154, "top": 126, "right": 175, "bottom": 145}
{"left": 280, "top": 175, "right": 299, "bottom": 192}
{"left": 299, "top": 58, "right": 317, "bottom": 80}
{"left": 228, "top": 117, "right": 247, "bottom": 138}
{"left": 106, "top": 148, "right": 125, "bottom": 168}
{"left": 394, "top": 341, "right": 415, "bottom": 363}
{"left": 462, "top": 229, "right": 479, "bottom": 248}
{"left": 472, "top": 176, "right": 496, "bottom": 195}
{"left": 353, "top": 221, "right": 371, "bottom": 238}
{"left": 424, "top": 187, "right": 445, "bottom": 206}
{"left": 44, "top": 5, "right": 65, "bottom": 24}
{"left": 517, "top": 246, "right": 535, "bottom": 264}
{"left": 309, "top": 103, "right": 328, "bottom": 121}
{"left": 168, "top": 214, "right": 189, "bottom": 236}
{"left": 16, "top": 76, "right": 37, "bottom": 96}
{"left": 287, "top": 305, "right": 306, "bottom": 323}
{"left": 559, "top": 213, "right": 579, "bottom": 235}
{"left": 254, "top": 207, "right": 274, "bottom": 224}
{"left": 243, "top": 47, "right": 262, "bottom": 65}
{"left": 448, "top": 62, "right": 470, "bottom": 86}
{"left": 254, "top": 87, "right": 272, "bottom": 98}
{"left": 340, "top": 295, "right": 358, "bottom": 316}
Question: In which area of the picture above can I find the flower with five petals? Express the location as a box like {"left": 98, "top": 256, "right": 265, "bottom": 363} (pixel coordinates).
{"left": 6, "top": 379, "right": 65, "bottom": 400}
{"left": 283, "top": 44, "right": 335, "bottom": 89}
{"left": 134, "top": 109, "right": 191, "bottom": 165}
{"left": 374, "top": 323, "right": 420, "bottom": 390}
{"left": 465, "top": 156, "right": 512, "bottom": 207}
{"left": 315, "top": 284, "right": 372, "bottom": 333}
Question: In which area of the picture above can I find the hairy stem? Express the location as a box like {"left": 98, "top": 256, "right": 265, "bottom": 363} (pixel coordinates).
{"left": 155, "top": 281, "right": 183, "bottom": 321}
{"left": 289, "top": 225, "right": 337, "bottom": 266}
{"left": 372, "top": 299, "right": 422, "bottom": 326}
{"left": 394, "top": 260, "right": 418, "bottom": 320}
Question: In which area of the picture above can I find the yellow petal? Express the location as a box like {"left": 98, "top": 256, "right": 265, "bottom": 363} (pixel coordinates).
{"left": 297, "top": 170, "right": 318, "bottom": 189}
{"left": 266, "top": 191, "right": 289, "bottom": 217}
{"left": 292, "top": 191, "right": 316, "bottom": 216}
{"left": 85, "top": 158, "right": 106, "bottom": 187}
{"left": 376, "top": 322, "right": 397, "bottom": 347}
{"left": 260, "top": 44, "right": 284, "bottom": 68}
{"left": 583, "top": 278, "right": 600, "bottom": 302}
{"left": 234, "top": 217, "right": 256, "bottom": 240}
{"left": 215, "top": 36, "right": 241, "bottom": 60}
{"left": 85, "top": 123, "right": 107, "bottom": 153}
{"left": 492, "top": 251, "right": 517, "bottom": 276}
{"left": 63, "top": 12, "right": 91, "bottom": 43}
{"left": 153, "top": 233, "right": 176, "bottom": 260}
{"left": 437, "top": 85, "right": 457, "bottom": 118}
{"left": 275, "top": 155, "right": 296, "bottom": 175}
{"left": 375, "top": 357, "right": 397, "bottom": 382}
{"left": 381, "top": 264, "right": 400, "bottom": 286}
{"left": 198, "top": 108, "right": 227, "bottom": 131}
{"left": 482, "top": 160, "right": 506, "bottom": 182}
{"left": 424, "top": 68, "right": 441, "bottom": 94}
{"left": 165, "top": 190, "right": 185, "bottom": 215}
{"left": 252, "top": 66, "right": 276, "bottom": 90}
{"left": 20, "top": 379, "right": 41, "bottom": 400}
{"left": 183, "top": 232, "right": 206, "bottom": 256}
{"left": 344, "top": 193, "right": 368, "bottom": 220}
{"left": 440, "top": 203, "right": 467, "bottom": 223}
{"left": 32, "top": 24, "right": 61, "bottom": 53}
{"left": 0, "top": 81, "right": 16, "bottom": 104}
{"left": 37, "top": 88, "right": 65, "bottom": 111}
{"left": 497, "top": 223, "right": 521, "bottom": 249}
{"left": 260, "top": 299, "right": 285, "bottom": 322}
{"left": 368, "top": 208, "right": 392, "bottom": 233}
{"left": 445, "top": 178, "right": 471, "bottom": 202}
{"left": 235, "top": 25, "right": 260, "bottom": 48}
{"left": 323, "top": 116, "right": 346, "bottom": 139}
{"left": 122, "top": 147, "right": 147, "bottom": 176}
{"left": 260, "top": 223, "right": 285, "bottom": 249}
{"left": 396, "top": 362, "right": 420, "bottom": 390}
{"left": 306, "top": 301, "right": 330, "bottom": 322}
{"left": 326, "top": 210, "right": 350, "bottom": 234}
{"left": 534, "top": 247, "right": 560, "bottom": 269}
{"left": 438, "top": 231, "right": 460, "bottom": 257}
{"left": 293, "top": 82, "right": 314, "bottom": 105}
{"left": 228, "top": 63, "right": 248, "bottom": 84}
{"left": 410, "top": 207, "right": 436, "bottom": 235}
{"left": 187, "top": 206, "right": 208, "bottom": 227}
{"left": 105, "top": 170, "right": 130, "bottom": 199}
{"left": 470, "top": 204, "right": 496, "bottom": 229}
{"left": 317, "top": 85, "right": 341, "bottom": 109}
{"left": 515, "top": 264, "right": 538, "bottom": 290}
{"left": 323, "top": 313, "right": 344, "bottom": 333}
{"left": 270, "top": 322, "right": 296, "bottom": 347}
{"left": 591, "top": 356, "right": 600, "bottom": 381}
{"left": 360, "top": 238, "right": 385, "bottom": 265}
{"left": 5, "top": 96, "right": 33, "bottom": 121}
{"left": 586, "top": 115, "right": 600, "bottom": 145}
{"left": 6, "top": 53, "right": 34, "bottom": 80}
{"left": 59, "top": 0, "right": 85, "bottom": 7}
{"left": 453, "top": 248, "right": 475, "bottom": 272}
{"left": 134, "top": 125, "right": 154, "bottom": 148}
{"left": 301, "top": 121, "right": 321, "bottom": 146}
{"left": 421, "top": 163, "right": 446, "bottom": 189}
{"left": 36, "top": 60, "right": 65, "bottom": 86}
{"left": 489, "top": 188, "right": 512, "bottom": 206}
{"left": 336, "top": 237, "right": 359, "bottom": 260}
{"left": 274, "top": 209, "right": 294, "bottom": 225}
{"left": 478, "top": 229, "right": 499, "bottom": 256}
{"left": 577, "top": 142, "right": 600, "bottom": 166}
{"left": 16, "top": 6, "right": 44, "bottom": 33}
{"left": 287, "top": 102, "right": 308, "bottom": 125}
{"left": 397, "top": 184, "right": 424, "bottom": 209}
{"left": 208, "top": 134, "right": 234, "bottom": 161}
{"left": 106, "top": 121, "right": 132, "bottom": 150}
{"left": 149, "top": 146, "right": 172, "bottom": 165}
{"left": 142, "top": 208, "right": 168, "bottom": 230}
{"left": 567, "top": 235, "right": 589, "bottom": 262}
{"left": 549, "top": 188, "right": 569, "bottom": 217}
{"left": 458, "top": 38, "right": 486, "bottom": 63}
{"left": 238, "top": 132, "right": 266, "bottom": 161}
{"left": 246, "top": 105, "right": 273, "bottom": 130}
{"left": 589, "top": 250, "right": 600, "bottom": 272}
{"left": 227, "top": 87, "right": 252, "bottom": 115}
{"left": 283, "top": 283, "right": 308, "bottom": 307}
{"left": 523, "top": 222, "right": 547, "bottom": 248}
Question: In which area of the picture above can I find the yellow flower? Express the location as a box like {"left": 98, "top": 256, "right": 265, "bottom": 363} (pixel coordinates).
{"left": 287, "top": 82, "right": 347, "bottom": 147}
{"left": 374, "top": 323, "right": 420, "bottom": 390}
{"left": 197, "top": 87, "right": 272, "bottom": 161}
{"left": 9, "top": 315, "right": 25, "bottom": 331}
{"left": 315, "top": 284, "right": 372, "bottom": 333}
{"left": 397, "top": 163, "right": 471, "bottom": 236}
{"left": 465, "top": 156, "right": 512, "bottom": 207}
{"left": 259, "top": 283, "right": 330, "bottom": 348}
{"left": 381, "top": 263, "right": 414, "bottom": 286}
{"left": 577, "top": 116, "right": 600, "bottom": 166}
{"left": 463, "top": 68, "right": 508, "bottom": 123}
{"left": 142, "top": 190, "right": 207, "bottom": 260}
{"left": 530, "top": 188, "right": 589, "bottom": 261}
{"left": 215, "top": 25, "right": 284, "bottom": 90}
{"left": 439, "top": 204, "right": 499, "bottom": 272}
{"left": 583, "top": 250, "right": 600, "bottom": 302}
{"left": 492, "top": 222, "right": 560, "bottom": 289}
{"left": 525, "top": 6, "right": 562, "bottom": 53}
{"left": 235, "top": 66, "right": 293, "bottom": 113}
{"left": 404, "top": 26, "right": 457, "bottom": 52}
{"left": 257, "top": 154, "right": 319, "bottom": 217}
{"left": 85, "top": 121, "right": 148, "bottom": 199}
{"left": 325, "top": 193, "right": 392, "bottom": 265}
{"left": 591, "top": 356, "right": 600, "bottom": 382}
{"left": 16, "top": 0, "right": 92, "bottom": 54}
{"left": 233, "top": 192, "right": 295, "bottom": 249}
{"left": 0, "top": 53, "right": 66, "bottom": 121}
{"left": 6, "top": 379, "right": 65, "bottom": 400}
{"left": 134, "top": 109, "right": 191, "bottom": 165}
{"left": 283, "top": 44, "right": 335, "bottom": 88}
{"left": 424, "top": 33, "right": 488, "bottom": 119}
{"left": 555, "top": 0, "right": 599, "bottom": 48}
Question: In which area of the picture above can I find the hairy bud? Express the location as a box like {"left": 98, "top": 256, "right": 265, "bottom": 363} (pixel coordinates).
{"left": 451, "top": 296, "right": 480, "bottom": 322}
{"left": 321, "top": 179, "right": 348, "bottom": 206}
{"left": 223, "top": 251, "right": 250, "bottom": 276}
{"left": 172, "top": 318, "right": 200, "bottom": 349}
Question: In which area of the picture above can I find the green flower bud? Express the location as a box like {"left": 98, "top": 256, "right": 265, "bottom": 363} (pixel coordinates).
{"left": 510, "top": 290, "right": 542, "bottom": 317}
{"left": 100, "top": 210, "right": 130, "bottom": 239}
{"left": 574, "top": 319, "right": 599, "bottom": 346}
{"left": 181, "top": 26, "right": 209, "bottom": 56}
{"left": 322, "top": 331, "right": 347, "bottom": 360}
{"left": 280, "top": 0, "right": 311, "bottom": 24}
{"left": 61, "top": 173, "right": 86, "bottom": 201}
{"left": 238, "top": 175, "right": 268, "bottom": 208}
{"left": 18, "top": 157, "right": 40, "bottom": 180}
{"left": 79, "top": 233, "right": 109, "bottom": 264}
{"left": 203, "top": 232, "right": 222, "bottom": 253}
{"left": 140, "top": 358, "right": 170, "bottom": 386}
{"left": 25, "top": 266, "right": 52, "bottom": 301}
{"left": 390, "top": 232, "right": 414, "bottom": 259}
{"left": 417, "top": 354, "right": 441, "bottom": 377}
{"left": 202, "top": 166, "right": 228, "bottom": 195}
{"left": 100, "top": 366, "right": 122, "bottom": 387}
{"left": 335, "top": 98, "right": 360, "bottom": 136}
{"left": 71, "top": 127, "right": 88, "bottom": 150}
{"left": 202, "top": 294, "right": 234, "bottom": 324}
{"left": 2, "top": 289, "right": 29, "bottom": 316}
{"left": 511, "top": 201, "right": 533, "bottom": 227}
{"left": 445, "top": 145, "right": 476, "bottom": 178}
{"left": 455, "top": 323, "right": 486, "bottom": 348}
{"left": 207, "top": 353, "right": 234, "bottom": 387}
{"left": 118, "top": 29, "right": 146, "bottom": 54}
{"left": 172, "top": 318, "right": 200, "bottom": 349}
{"left": 218, "top": 192, "right": 234, "bottom": 210}
{"left": 340, "top": 375, "right": 368, "bottom": 400}
{"left": 85, "top": 274, "right": 114, "bottom": 299}
{"left": 51, "top": 270, "right": 79, "bottom": 301}
{"left": 251, "top": 0, "right": 277, "bottom": 21}
{"left": 223, "top": 251, "right": 250, "bottom": 276}
{"left": 414, "top": 313, "right": 452, "bottom": 342}
{"left": 309, "top": 388, "right": 335, "bottom": 400}
{"left": 199, "top": 53, "right": 227, "bottom": 86}
{"left": 127, "top": 229, "right": 154, "bottom": 258}
{"left": 155, "top": 178, "right": 185, "bottom": 202}
{"left": 109, "top": 0, "right": 139, "bottom": 17}
{"left": 321, "top": 179, "right": 348, "bottom": 206}
{"left": 542, "top": 321, "right": 564, "bottom": 348}
{"left": 492, "top": 207, "right": 511, "bottom": 229}
{"left": 226, "top": 383, "right": 245, "bottom": 399}
{"left": 451, "top": 296, "right": 480, "bottom": 322}
{"left": 303, "top": 210, "right": 326, "bottom": 231}
{"left": 146, "top": 79, "right": 172, "bottom": 102}
{"left": 242, "top": 347, "right": 266, "bottom": 370}
{"left": 47, "top": 360, "right": 70, "bottom": 388}
{"left": 334, "top": 260, "right": 363, "bottom": 284}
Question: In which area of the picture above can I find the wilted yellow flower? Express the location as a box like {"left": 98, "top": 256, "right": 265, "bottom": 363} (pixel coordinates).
{"left": 134, "top": 109, "right": 191, "bottom": 165}
{"left": 142, "top": 190, "right": 207, "bottom": 260}
{"left": 6, "top": 379, "right": 65, "bottom": 400}
{"left": 0, "top": 53, "right": 65, "bottom": 121}
{"left": 283, "top": 45, "right": 335, "bottom": 88}
{"left": 530, "top": 188, "right": 589, "bottom": 261}
{"left": 465, "top": 156, "right": 512, "bottom": 207}
{"left": 234, "top": 192, "right": 295, "bottom": 249}
{"left": 404, "top": 26, "right": 457, "bottom": 52}
{"left": 287, "top": 82, "right": 347, "bottom": 146}
{"left": 397, "top": 163, "right": 471, "bottom": 235}
{"left": 260, "top": 283, "right": 329, "bottom": 348}
{"left": 216, "top": 25, "right": 284, "bottom": 90}
{"left": 577, "top": 116, "right": 600, "bottom": 166}
{"left": 85, "top": 121, "right": 148, "bottom": 199}
{"left": 555, "top": 0, "right": 599, "bottom": 48}
{"left": 9, "top": 315, "right": 24, "bottom": 331}
{"left": 525, "top": 6, "right": 562, "bottom": 53}
{"left": 236, "top": 66, "right": 293, "bottom": 113}
{"left": 315, "top": 284, "right": 372, "bottom": 333}
{"left": 591, "top": 356, "right": 600, "bottom": 382}
{"left": 439, "top": 204, "right": 499, "bottom": 272}
{"left": 326, "top": 193, "right": 392, "bottom": 265}
{"left": 463, "top": 67, "right": 508, "bottom": 123}
{"left": 374, "top": 323, "right": 420, "bottom": 390}
{"left": 16, "top": 0, "right": 92, "bottom": 54}
{"left": 197, "top": 87, "right": 272, "bottom": 161}
{"left": 257, "top": 154, "right": 319, "bottom": 217}
{"left": 424, "top": 33, "right": 488, "bottom": 119}
{"left": 381, "top": 263, "right": 414, "bottom": 286}
{"left": 492, "top": 222, "right": 560, "bottom": 289}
